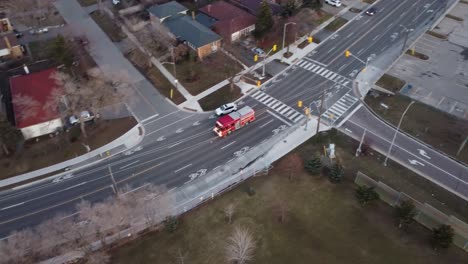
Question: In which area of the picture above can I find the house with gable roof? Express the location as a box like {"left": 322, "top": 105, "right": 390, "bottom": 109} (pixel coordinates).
{"left": 147, "top": 1, "right": 221, "bottom": 59}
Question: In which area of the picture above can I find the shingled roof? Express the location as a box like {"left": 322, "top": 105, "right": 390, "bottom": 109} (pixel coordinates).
{"left": 164, "top": 15, "right": 221, "bottom": 48}
{"left": 147, "top": 1, "right": 187, "bottom": 19}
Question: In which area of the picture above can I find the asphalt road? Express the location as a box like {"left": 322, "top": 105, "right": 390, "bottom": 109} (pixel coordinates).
{"left": 0, "top": 0, "right": 460, "bottom": 239}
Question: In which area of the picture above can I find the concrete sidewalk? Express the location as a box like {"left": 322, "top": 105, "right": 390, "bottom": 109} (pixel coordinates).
{"left": 0, "top": 125, "right": 144, "bottom": 189}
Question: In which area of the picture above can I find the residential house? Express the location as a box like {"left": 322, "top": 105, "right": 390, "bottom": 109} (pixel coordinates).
{"left": 10, "top": 68, "right": 63, "bottom": 140}
{"left": 0, "top": 33, "right": 22, "bottom": 60}
{"left": 197, "top": 1, "right": 256, "bottom": 43}
{"left": 0, "top": 17, "right": 13, "bottom": 34}
{"left": 230, "top": 0, "right": 283, "bottom": 16}
{"left": 147, "top": 1, "right": 221, "bottom": 59}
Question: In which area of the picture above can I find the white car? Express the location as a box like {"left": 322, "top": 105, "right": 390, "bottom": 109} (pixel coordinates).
{"left": 251, "top": 47, "right": 265, "bottom": 56}
{"left": 68, "top": 111, "right": 95, "bottom": 126}
{"left": 215, "top": 103, "right": 237, "bottom": 116}
{"left": 325, "top": 0, "right": 342, "bottom": 7}
{"left": 112, "top": 0, "right": 121, "bottom": 5}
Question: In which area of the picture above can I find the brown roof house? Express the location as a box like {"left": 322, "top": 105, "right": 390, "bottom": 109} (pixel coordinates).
{"left": 197, "top": 1, "right": 256, "bottom": 43}
{"left": 0, "top": 33, "right": 23, "bottom": 60}
{"left": 147, "top": 1, "right": 221, "bottom": 60}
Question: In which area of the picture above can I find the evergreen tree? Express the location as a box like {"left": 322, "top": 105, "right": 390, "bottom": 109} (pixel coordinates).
{"left": 329, "top": 163, "right": 344, "bottom": 183}
{"left": 355, "top": 185, "right": 380, "bottom": 205}
{"left": 395, "top": 200, "right": 417, "bottom": 229}
{"left": 431, "top": 224, "right": 454, "bottom": 250}
{"left": 254, "top": 0, "right": 274, "bottom": 39}
{"left": 304, "top": 156, "right": 322, "bottom": 175}
{"left": 164, "top": 216, "right": 179, "bottom": 233}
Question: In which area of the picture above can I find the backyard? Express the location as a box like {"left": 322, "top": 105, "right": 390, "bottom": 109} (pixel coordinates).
{"left": 110, "top": 131, "right": 467, "bottom": 263}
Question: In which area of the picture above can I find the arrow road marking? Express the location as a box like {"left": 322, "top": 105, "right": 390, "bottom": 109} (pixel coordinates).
{"left": 408, "top": 159, "right": 425, "bottom": 166}
{"left": 417, "top": 149, "right": 431, "bottom": 160}
{"left": 193, "top": 121, "right": 200, "bottom": 126}
{"left": 176, "top": 128, "right": 184, "bottom": 133}
{"left": 345, "top": 128, "right": 353, "bottom": 134}
{"left": 156, "top": 136, "right": 166, "bottom": 142}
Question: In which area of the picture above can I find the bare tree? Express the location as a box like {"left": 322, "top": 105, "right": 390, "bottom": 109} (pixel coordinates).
{"left": 47, "top": 70, "right": 134, "bottom": 139}
{"left": 225, "top": 226, "right": 256, "bottom": 264}
{"left": 4, "top": 0, "right": 56, "bottom": 27}
{"left": 0, "top": 228, "right": 38, "bottom": 264}
{"left": 272, "top": 198, "right": 289, "bottom": 224}
{"left": 224, "top": 203, "right": 235, "bottom": 224}
{"left": 173, "top": 44, "right": 189, "bottom": 63}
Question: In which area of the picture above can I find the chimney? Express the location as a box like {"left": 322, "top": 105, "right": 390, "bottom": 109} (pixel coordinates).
{"left": 23, "top": 64, "right": 30, "bottom": 74}
{"left": 192, "top": 11, "right": 195, "bottom": 20}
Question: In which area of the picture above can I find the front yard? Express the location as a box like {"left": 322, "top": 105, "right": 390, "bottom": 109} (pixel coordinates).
{"left": 0, "top": 117, "right": 136, "bottom": 180}
{"left": 90, "top": 11, "right": 127, "bottom": 42}
{"left": 199, "top": 83, "right": 242, "bottom": 111}
{"left": 170, "top": 51, "right": 243, "bottom": 96}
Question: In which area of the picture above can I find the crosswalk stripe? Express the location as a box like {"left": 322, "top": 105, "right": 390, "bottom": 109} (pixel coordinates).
{"left": 328, "top": 107, "right": 343, "bottom": 116}
{"left": 328, "top": 73, "right": 338, "bottom": 80}
{"left": 262, "top": 97, "right": 274, "bottom": 105}
{"left": 250, "top": 90, "right": 261, "bottom": 98}
{"left": 297, "top": 60, "right": 307, "bottom": 67}
{"left": 315, "top": 68, "right": 325, "bottom": 75}
{"left": 333, "top": 102, "right": 347, "bottom": 112}
{"left": 305, "top": 64, "right": 315, "bottom": 71}
{"left": 275, "top": 104, "right": 287, "bottom": 112}
{"left": 324, "top": 71, "right": 334, "bottom": 79}
{"left": 279, "top": 107, "right": 290, "bottom": 115}
{"left": 289, "top": 112, "right": 300, "bottom": 120}
{"left": 320, "top": 69, "right": 329, "bottom": 76}
{"left": 255, "top": 93, "right": 269, "bottom": 101}
{"left": 266, "top": 99, "right": 277, "bottom": 107}
{"left": 284, "top": 109, "right": 296, "bottom": 117}
{"left": 310, "top": 65, "right": 320, "bottom": 72}
{"left": 271, "top": 102, "right": 281, "bottom": 109}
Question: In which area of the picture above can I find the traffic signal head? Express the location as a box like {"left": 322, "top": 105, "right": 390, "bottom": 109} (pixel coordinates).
{"left": 256, "top": 80, "right": 261, "bottom": 87}
{"left": 254, "top": 54, "right": 258, "bottom": 62}
{"left": 298, "top": 100, "right": 303, "bottom": 108}
{"left": 345, "top": 50, "right": 351, "bottom": 58}
{"left": 272, "top": 44, "right": 277, "bottom": 52}
{"left": 308, "top": 36, "right": 313, "bottom": 43}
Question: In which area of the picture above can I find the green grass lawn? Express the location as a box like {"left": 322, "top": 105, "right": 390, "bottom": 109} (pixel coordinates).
{"left": 111, "top": 131, "right": 467, "bottom": 264}
{"left": 365, "top": 94, "right": 468, "bottom": 164}
{"left": 90, "top": 11, "right": 126, "bottom": 42}
{"left": 172, "top": 52, "right": 243, "bottom": 96}
{"left": 199, "top": 83, "right": 242, "bottom": 111}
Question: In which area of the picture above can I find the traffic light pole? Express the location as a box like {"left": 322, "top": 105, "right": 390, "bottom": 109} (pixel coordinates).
{"left": 262, "top": 46, "right": 277, "bottom": 77}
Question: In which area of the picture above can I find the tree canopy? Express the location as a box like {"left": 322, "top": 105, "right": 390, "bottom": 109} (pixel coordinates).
{"left": 254, "top": 0, "right": 274, "bottom": 39}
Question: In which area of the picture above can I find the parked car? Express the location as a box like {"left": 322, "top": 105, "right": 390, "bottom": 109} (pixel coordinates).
{"left": 68, "top": 111, "right": 95, "bottom": 126}
{"left": 325, "top": 0, "right": 342, "bottom": 7}
{"left": 215, "top": 103, "right": 238, "bottom": 116}
{"left": 251, "top": 47, "right": 265, "bottom": 56}
{"left": 112, "top": 0, "right": 121, "bottom": 5}
{"left": 29, "top": 27, "right": 49, "bottom": 35}
{"left": 13, "top": 29, "right": 23, "bottom": 38}
{"left": 365, "top": 7, "right": 377, "bottom": 16}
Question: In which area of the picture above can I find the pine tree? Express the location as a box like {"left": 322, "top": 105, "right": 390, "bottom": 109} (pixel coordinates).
{"left": 329, "top": 163, "right": 344, "bottom": 183}
{"left": 254, "top": 0, "right": 274, "bottom": 39}
{"left": 355, "top": 185, "right": 380, "bottom": 205}
{"left": 431, "top": 224, "right": 454, "bottom": 250}
{"left": 304, "top": 156, "right": 322, "bottom": 175}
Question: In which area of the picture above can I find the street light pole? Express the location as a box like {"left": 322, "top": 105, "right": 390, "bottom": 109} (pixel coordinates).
{"left": 281, "top": 22, "right": 296, "bottom": 63}
{"left": 400, "top": 24, "right": 414, "bottom": 54}
{"left": 171, "top": 47, "right": 177, "bottom": 78}
{"left": 315, "top": 86, "right": 327, "bottom": 134}
{"left": 383, "top": 101, "right": 415, "bottom": 166}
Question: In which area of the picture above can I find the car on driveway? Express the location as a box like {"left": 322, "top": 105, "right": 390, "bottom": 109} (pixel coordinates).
{"left": 29, "top": 27, "right": 49, "bottom": 35}
{"left": 68, "top": 111, "right": 95, "bottom": 126}
{"left": 251, "top": 47, "right": 265, "bottom": 56}
{"left": 325, "top": 0, "right": 342, "bottom": 7}
{"left": 365, "top": 7, "right": 377, "bottom": 16}
{"left": 215, "top": 103, "right": 237, "bottom": 116}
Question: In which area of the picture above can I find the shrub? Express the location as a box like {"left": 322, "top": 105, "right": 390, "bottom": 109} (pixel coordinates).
{"left": 355, "top": 186, "right": 380, "bottom": 205}
{"left": 329, "top": 163, "right": 344, "bottom": 183}
{"left": 164, "top": 216, "right": 179, "bottom": 233}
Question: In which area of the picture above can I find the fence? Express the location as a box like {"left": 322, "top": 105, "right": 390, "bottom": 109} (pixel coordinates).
{"left": 355, "top": 172, "right": 468, "bottom": 251}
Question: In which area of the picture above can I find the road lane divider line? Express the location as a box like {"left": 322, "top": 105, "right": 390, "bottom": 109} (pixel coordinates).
{"left": 260, "top": 119, "right": 274, "bottom": 128}
{"left": 167, "top": 141, "right": 184, "bottom": 149}
{"left": 266, "top": 110, "right": 293, "bottom": 127}
{"left": 221, "top": 141, "right": 236, "bottom": 150}
{"left": 119, "top": 160, "right": 140, "bottom": 169}
{"left": 146, "top": 114, "right": 196, "bottom": 136}
{"left": 64, "top": 182, "right": 87, "bottom": 191}
{"left": 1, "top": 202, "right": 25, "bottom": 211}
{"left": 174, "top": 164, "right": 193, "bottom": 173}
{"left": 0, "top": 185, "right": 112, "bottom": 225}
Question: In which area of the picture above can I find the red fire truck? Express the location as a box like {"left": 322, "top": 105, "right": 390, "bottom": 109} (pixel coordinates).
{"left": 213, "top": 106, "right": 255, "bottom": 137}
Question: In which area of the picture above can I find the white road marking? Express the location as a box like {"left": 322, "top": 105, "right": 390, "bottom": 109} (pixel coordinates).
{"left": 357, "top": 48, "right": 364, "bottom": 55}
{"left": 267, "top": 110, "right": 293, "bottom": 126}
{"left": 119, "top": 160, "right": 140, "bottom": 169}
{"left": 418, "top": 149, "right": 431, "bottom": 160}
{"left": 1, "top": 202, "right": 25, "bottom": 211}
{"left": 372, "top": 34, "right": 380, "bottom": 41}
{"left": 156, "top": 136, "right": 166, "bottom": 142}
{"left": 176, "top": 128, "right": 184, "bottom": 133}
{"left": 174, "top": 163, "right": 193, "bottom": 173}
{"left": 146, "top": 114, "right": 195, "bottom": 136}
{"left": 345, "top": 128, "right": 353, "bottom": 133}
{"left": 408, "top": 159, "right": 425, "bottom": 166}
{"left": 192, "top": 121, "right": 200, "bottom": 126}
{"left": 346, "top": 32, "right": 353, "bottom": 39}
{"left": 167, "top": 141, "right": 184, "bottom": 149}
{"left": 64, "top": 182, "right": 87, "bottom": 191}
{"left": 221, "top": 141, "right": 236, "bottom": 150}
{"left": 260, "top": 119, "right": 274, "bottom": 128}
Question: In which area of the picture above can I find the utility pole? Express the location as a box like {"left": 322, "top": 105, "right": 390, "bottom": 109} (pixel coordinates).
{"left": 400, "top": 25, "right": 414, "bottom": 54}
{"left": 384, "top": 101, "right": 415, "bottom": 166}
{"left": 316, "top": 86, "right": 327, "bottom": 134}
{"left": 281, "top": 22, "right": 295, "bottom": 63}
{"left": 355, "top": 128, "right": 367, "bottom": 157}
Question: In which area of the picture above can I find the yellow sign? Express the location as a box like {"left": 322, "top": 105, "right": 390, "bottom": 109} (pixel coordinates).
{"left": 308, "top": 36, "right": 313, "bottom": 43}
{"left": 298, "top": 100, "right": 303, "bottom": 108}
{"left": 345, "top": 50, "right": 351, "bottom": 58}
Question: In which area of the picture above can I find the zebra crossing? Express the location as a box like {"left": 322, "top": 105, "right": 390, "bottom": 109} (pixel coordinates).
{"left": 321, "top": 93, "right": 358, "bottom": 125}
{"left": 249, "top": 90, "right": 304, "bottom": 125}
{"left": 296, "top": 59, "right": 352, "bottom": 88}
